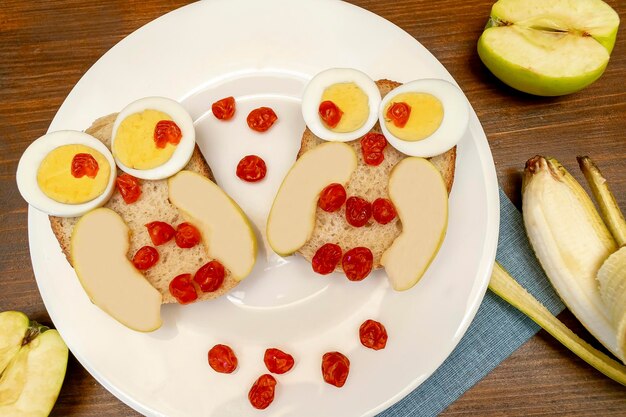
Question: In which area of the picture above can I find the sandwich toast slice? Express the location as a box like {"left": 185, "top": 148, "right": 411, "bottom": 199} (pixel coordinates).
{"left": 50, "top": 113, "right": 240, "bottom": 304}
{"left": 297, "top": 79, "right": 456, "bottom": 270}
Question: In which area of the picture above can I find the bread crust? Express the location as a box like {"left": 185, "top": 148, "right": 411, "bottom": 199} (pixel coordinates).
{"left": 296, "top": 80, "right": 457, "bottom": 270}
{"left": 49, "top": 113, "right": 239, "bottom": 304}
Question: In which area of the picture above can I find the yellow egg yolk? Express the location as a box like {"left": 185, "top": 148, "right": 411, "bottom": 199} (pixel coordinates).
{"left": 37, "top": 144, "right": 110, "bottom": 204}
{"left": 113, "top": 110, "right": 177, "bottom": 170}
{"left": 320, "top": 82, "right": 369, "bottom": 133}
{"left": 384, "top": 93, "right": 443, "bottom": 141}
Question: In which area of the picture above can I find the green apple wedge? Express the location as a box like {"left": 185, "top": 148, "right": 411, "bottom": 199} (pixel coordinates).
{"left": 0, "top": 311, "right": 68, "bottom": 417}
{"left": 380, "top": 157, "right": 448, "bottom": 291}
{"left": 168, "top": 170, "right": 257, "bottom": 281}
{"left": 477, "top": 0, "right": 620, "bottom": 96}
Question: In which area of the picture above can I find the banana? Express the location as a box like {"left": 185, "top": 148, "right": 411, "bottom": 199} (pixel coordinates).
{"left": 522, "top": 156, "right": 620, "bottom": 359}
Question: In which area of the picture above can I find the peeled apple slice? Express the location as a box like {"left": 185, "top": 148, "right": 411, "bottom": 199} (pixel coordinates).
{"left": 380, "top": 157, "right": 448, "bottom": 291}
{"left": 522, "top": 156, "right": 620, "bottom": 359}
{"left": 266, "top": 142, "right": 357, "bottom": 256}
{"left": 71, "top": 208, "right": 163, "bottom": 332}
{"left": 168, "top": 170, "right": 257, "bottom": 281}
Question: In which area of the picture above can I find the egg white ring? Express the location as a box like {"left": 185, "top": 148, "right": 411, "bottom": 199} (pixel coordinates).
{"left": 16, "top": 130, "right": 117, "bottom": 218}
{"left": 302, "top": 68, "right": 381, "bottom": 142}
{"left": 379, "top": 79, "right": 470, "bottom": 158}
{"left": 111, "top": 97, "right": 195, "bottom": 180}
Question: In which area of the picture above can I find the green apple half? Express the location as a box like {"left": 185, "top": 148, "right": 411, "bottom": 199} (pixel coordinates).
{"left": 477, "top": 0, "right": 620, "bottom": 96}
{"left": 0, "top": 311, "right": 68, "bottom": 417}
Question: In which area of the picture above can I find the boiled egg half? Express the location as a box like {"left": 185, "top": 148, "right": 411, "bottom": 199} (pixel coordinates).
{"left": 302, "top": 68, "right": 381, "bottom": 142}
{"left": 379, "top": 79, "right": 469, "bottom": 157}
{"left": 16, "top": 130, "right": 116, "bottom": 217}
{"left": 111, "top": 97, "right": 195, "bottom": 180}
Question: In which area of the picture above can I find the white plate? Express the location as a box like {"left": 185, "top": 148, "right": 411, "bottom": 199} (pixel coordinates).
{"left": 28, "top": 1, "right": 499, "bottom": 416}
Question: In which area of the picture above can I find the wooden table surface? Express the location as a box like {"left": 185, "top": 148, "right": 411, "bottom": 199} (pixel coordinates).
{"left": 1, "top": 0, "right": 624, "bottom": 415}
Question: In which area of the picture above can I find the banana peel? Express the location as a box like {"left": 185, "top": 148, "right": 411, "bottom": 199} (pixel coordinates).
{"left": 522, "top": 156, "right": 620, "bottom": 359}
{"left": 489, "top": 155, "right": 626, "bottom": 386}
{"left": 577, "top": 156, "right": 626, "bottom": 360}
{"left": 489, "top": 263, "right": 626, "bottom": 386}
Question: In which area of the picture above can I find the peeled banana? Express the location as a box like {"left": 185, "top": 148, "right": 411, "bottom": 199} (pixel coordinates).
{"left": 488, "top": 155, "right": 626, "bottom": 384}
{"left": 522, "top": 156, "right": 621, "bottom": 359}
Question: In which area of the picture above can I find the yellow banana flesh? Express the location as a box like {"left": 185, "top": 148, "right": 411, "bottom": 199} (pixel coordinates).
{"left": 597, "top": 247, "right": 626, "bottom": 358}
{"left": 522, "top": 156, "right": 620, "bottom": 359}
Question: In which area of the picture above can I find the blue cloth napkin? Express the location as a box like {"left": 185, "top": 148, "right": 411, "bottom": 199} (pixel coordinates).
{"left": 379, "top": 188, "right": 566, "bottom": 417}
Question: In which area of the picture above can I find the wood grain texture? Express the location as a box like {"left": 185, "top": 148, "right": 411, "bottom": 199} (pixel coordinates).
{"left": 0, "top": 0, "right": 624, "bottom": 416}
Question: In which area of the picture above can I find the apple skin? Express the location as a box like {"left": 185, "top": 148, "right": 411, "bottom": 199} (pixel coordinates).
{"left": 477, "top": 31, "right": 610, "bottom": 96}
{"left": 594, "top": 26, "right": 620, "bottom": 54}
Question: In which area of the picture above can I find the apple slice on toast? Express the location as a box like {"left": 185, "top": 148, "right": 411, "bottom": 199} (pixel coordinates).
{"left": 269, "top": 79, "right": 455, "bottom": 290}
